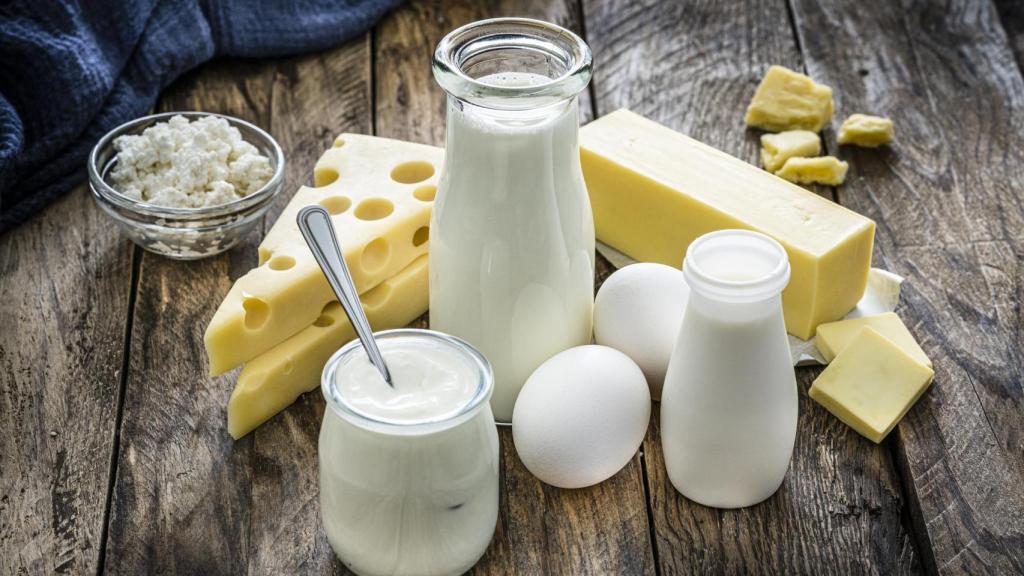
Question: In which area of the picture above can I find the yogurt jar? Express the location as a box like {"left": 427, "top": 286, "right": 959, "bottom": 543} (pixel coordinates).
{"left": 318, "top": 329, "right": 499, "bottom": 576}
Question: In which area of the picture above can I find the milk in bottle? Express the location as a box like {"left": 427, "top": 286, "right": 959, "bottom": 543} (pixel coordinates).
{"left": 430, "top": 18, "right": 595, "bottom": 422}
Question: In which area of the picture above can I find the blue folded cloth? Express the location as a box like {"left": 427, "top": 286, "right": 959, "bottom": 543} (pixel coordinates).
{"left": 0, "top": 0, "right": 403, "bottom": 234}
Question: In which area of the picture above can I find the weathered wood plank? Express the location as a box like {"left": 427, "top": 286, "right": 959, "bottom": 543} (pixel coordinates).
{"left": 583, "top": 0, "right": 920, "bottom": 573}
{"left": 0, "top": 185, "right": 132, "bottom": 574}
{"left": 788, "top": 0, "right": 1024, "bottom": 573}
{"left": 374, "top": 1, "right": 652, "bottom": 574}
{"left": 995, "top": 0, "right": 1024, "bottom": 73}
{"left": 101, "top": 59, "right": 275, "bottom": 574}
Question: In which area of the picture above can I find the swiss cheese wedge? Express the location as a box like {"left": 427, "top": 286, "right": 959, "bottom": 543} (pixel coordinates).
{"left": 581, "top": 109, "right": 875, "bottom": 339}
{"left": 228, "top": 255, "right": 430, "bottom": 439}
{"left": 205, "top": 134, "right": 442, "bottom": 375}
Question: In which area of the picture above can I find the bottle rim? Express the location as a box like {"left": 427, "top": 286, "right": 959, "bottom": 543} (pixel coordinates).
{"left": 432, "top": 17, "right": 592, "bottom": 110}
{"left": 683, "top": 230, "right": 792, "bottom": 303}
{"left": 321, "top": 329, "right": 495, "bottom": 435}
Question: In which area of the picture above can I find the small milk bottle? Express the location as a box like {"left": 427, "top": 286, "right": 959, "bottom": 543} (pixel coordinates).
{"left": 661, "top": 230, "right": 797, "bottom": 508}
{"left": 430, "top": 18, "right": 595, "bottom": 422}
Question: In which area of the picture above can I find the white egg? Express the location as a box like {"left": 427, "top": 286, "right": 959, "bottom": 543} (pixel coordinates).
{"left": 512, "top": 345, "right": 651, "bottom": 489}
{"left": 594, "top": 263, "right": 689, "bottom": 400}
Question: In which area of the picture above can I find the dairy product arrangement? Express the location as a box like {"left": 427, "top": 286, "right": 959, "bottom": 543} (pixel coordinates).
{"left": 176, "top": 16, "right": 934, "bottom": 575}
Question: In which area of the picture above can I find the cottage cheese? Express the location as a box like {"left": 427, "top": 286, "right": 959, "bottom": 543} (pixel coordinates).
{"left": 110, "top": 115, "right": 273, "bottom": 208}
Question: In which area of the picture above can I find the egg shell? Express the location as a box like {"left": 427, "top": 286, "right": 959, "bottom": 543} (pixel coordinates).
{"left": 594, "top": 263, "right": 689, "bottom": 400}
{"left": 512, "top": 345, "right": 651, "bottom": 489}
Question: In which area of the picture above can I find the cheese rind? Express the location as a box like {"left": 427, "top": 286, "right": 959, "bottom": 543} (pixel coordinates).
{"left": 815, "top": 312, "right": 930, "bottom": 367}
{"left": 580, "top": 109, "right": 875, "bottom": 339}
{"left": 775, "top": 156, "right": 848, "bottom": 186}
{"left": 810, "top": 328, "right": 934, "bottom": 443}
{"left": 761, "top": 130, "right": 821, "bottom": 172}
{"left": 745, "top": 66, "right": 834, "bottom": 132}
{"left": 205, "top": 134, "right": 442, "bottom": 375}
{"left": 227, "top": 255, "right": 429, "bottom": 439}
{"left": 837, "top": 114, "right": 894, "bottom": 147}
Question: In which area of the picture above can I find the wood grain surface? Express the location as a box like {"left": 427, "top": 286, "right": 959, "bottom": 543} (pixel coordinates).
{"left": 584, "top": 1, "right": 920, "bottom": 573}
{"left": 790, "top": 0, "right": 1024, "bottom": 573}
{"left": 3, "top": 0, "right": 1024, "bottom": 574}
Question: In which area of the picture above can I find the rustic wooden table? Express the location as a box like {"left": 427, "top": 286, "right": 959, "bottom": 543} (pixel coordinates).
{"left": 3, "top": 0, "right": 1024, "bottom": 574}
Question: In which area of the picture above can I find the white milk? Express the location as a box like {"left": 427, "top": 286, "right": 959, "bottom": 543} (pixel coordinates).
{"left": 318, "top": 331, "right": 499, "bottom": 576}
{"left": 430, "top": 71, "right": 594, "bottom": 422}
{"left": 661, "top": 230, "right": 797, "bottom": 508}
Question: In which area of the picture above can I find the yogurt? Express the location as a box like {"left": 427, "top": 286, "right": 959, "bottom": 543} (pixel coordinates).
{"left": 318, "top": 330, "right": 499, "bottom": 576}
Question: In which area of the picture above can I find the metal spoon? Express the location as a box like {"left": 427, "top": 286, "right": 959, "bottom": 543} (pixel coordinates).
{"left": 297, "top": 205, "right": 394, "bottom": 387}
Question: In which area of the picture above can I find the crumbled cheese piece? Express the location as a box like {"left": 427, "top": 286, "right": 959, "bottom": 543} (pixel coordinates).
{"left": 837, "top": 114, "right": 895, "bottom": 147}
{"left": 110, "top": 115, "right": 273, "bottom": 208}
{"left": 760, "top": 130, "right": 821, "bottom": 172}
{"left": 745, "top": 65, "right": 834, "bottom": 132}
{"left": 775, "top": 156, "right": 849, "bottom": 186}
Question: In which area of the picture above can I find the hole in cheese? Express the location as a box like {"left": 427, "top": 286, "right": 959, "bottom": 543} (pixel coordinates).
{"left": 390, "top": 161, "right": 434, "bottom": 184}
{"left": 283, "top": 359, "right": 294, "bottom": 374}
{"left": 242, "top": 298, "right": 270, "bottom": 330}
{"left": 413, "top": 185, "right": 437, "bottom": 202}
{"left": 258, "top": 247, "right": 273, "bottom": 266}
{"left": 413, "top": 226, "right": 429, "bottom": 247}
{"left": 314, "top": 167, "right": 339, "bottom": 187}
{"left": 267, "top": 255, "right": 295, "bottom": 271}
{"left": 319, "top": 196, "right": 351, "bottom": 215}
{"left": 361, "top": 281, "right": 393, "bottom": 311}
{"left": 355, "top": 198, "right": 394, "bottom": 221}
{"left": 313, "top": 313, "right": 335, "bottom": 328}
{"left": 333, "top": 138, "right": 346, "bottom": 148}
{"left": 361, "top": 237, "right": 390, "bottom": 273}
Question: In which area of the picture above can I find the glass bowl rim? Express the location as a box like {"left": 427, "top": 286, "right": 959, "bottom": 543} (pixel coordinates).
{"left": 88, "top": 111, "right": 285, "bottom": 221}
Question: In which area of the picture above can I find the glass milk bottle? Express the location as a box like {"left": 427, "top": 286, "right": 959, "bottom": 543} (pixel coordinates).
{"left": 430, "top": 18, "right": 595, "bottom": 423}
{"left": 318, "top": 329, "right": 499, "bottom": 576}
{"left": 661, "top": 230, "right": 797, "bottom": 508}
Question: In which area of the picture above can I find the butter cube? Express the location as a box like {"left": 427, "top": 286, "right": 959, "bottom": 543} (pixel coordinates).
{"left": 775, "top": 156, "right": 849, "bottom": 186}
{"left": 837, "top": 114, "right": 894, "bottom": 147}
{"left": 228, "top": 255, "right": 429, "bottom": 439}
{"left": 761, "top": 130, "right": 821, "bottom": 172}
{"left": 810, "top": 328, "right": 934, "bottom": 443}
{"left": 816, "top": 312, "right": 930, "bottom": 367}
{"left": 580, "top": 109, "right": 875, "bottom": 339}
{"left": 745, "top": 65, "right": 834, "bottom": 132}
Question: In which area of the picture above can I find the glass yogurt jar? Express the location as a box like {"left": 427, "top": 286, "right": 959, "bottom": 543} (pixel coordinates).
{"left": 318, "top": 329, "right": 499, "bottom": 576}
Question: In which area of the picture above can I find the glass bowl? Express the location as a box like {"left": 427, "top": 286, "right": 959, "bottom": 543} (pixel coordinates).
{"left": 88, "top": 111, "right": 285, "bottom": 260}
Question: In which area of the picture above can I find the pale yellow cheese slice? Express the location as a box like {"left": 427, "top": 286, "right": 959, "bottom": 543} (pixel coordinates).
{"left": 815, "top": 312, "right": 931, "bottom": 367}
{"left": 580, "top": 109, "right": 875, "bottom": 339}
{"left": 745, "top": 65, "right": 834, "bottom": 132}
{"left": 810, "top": 328, "right": 934, "bottom": 443}
{"left": 775, "top": 156, "right": 849, "bottom": 186}
{"left": 761, "top": 130, "right": 821, "bottom": 172}
{"left": 228, "top": 255, "right": 429, "bottom": 439}
{"left": 837, "top": 114, "right": 895, "bottom": 147}
{"left": 205, "top": 134, "right": 442, "bottom": 375}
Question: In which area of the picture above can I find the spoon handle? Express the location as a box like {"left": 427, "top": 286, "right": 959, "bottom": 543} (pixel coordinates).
{"left": 297, "top": 205, "right": 394, "bottom": 386}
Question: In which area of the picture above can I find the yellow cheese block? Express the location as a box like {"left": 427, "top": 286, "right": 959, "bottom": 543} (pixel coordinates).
{"left": 837, "top": 114, "right": 895, "bottom": 147}
{"left": 761, "top": 130, "right": 820, "bottom": 172}
{"left": 810, "top": 328, "right": 934, "bottom": 443}
{"left": 580, "top": 109, "right": 875, "bottom": 339}
{"left": 228, "top": 255, "right": 429, "bottom": 439}
{"left": 745, "top": 65, "right": 834, "bottom": 132}
{"left": 815, "top": 312, "right": 931, "bottom": 367}
{"left": 205, "top": 134, "right": 442, "bottom": 375}
{"left": 775, "top": 156, "right": 849, "bottom": 186}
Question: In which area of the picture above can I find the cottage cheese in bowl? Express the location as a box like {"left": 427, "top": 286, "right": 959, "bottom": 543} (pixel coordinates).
{"left": 109, "top": 115, "right": 273, "bottom": 209}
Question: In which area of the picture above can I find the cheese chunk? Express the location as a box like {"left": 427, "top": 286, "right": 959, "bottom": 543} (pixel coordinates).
{"left": 581, "top": 109, "right": 875, "bottom": 339}
{"left": 810, "top": 328, "right": 934, "bottom": 443}
{"left": 205, "top": 134, "right": 442, "bottom": 375}
{"left": 837, "top": 114, "right": 894, "bottom": 147}
{"left": 775, "top": 156, "right": 848, "bottom": 186}
{"left": 761, "top": 130, "right": 821, "bottom": 172}
{"left": 228, "top": 255, "right": 429, "bottom": 439}
{"left": 816, "top": 312, "right": 930, "bottom": 367}
{"left": 745, "top": 65, "right": 834, "bottom": 132}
